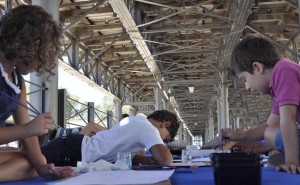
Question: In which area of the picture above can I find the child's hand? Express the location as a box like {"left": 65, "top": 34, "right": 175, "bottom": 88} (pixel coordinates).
{"left": 27, "top": 113, "right": 54, "bottom": 136}
{"left": 276, "top": 162, "right": 300, "bottom": 174}
{"left": 221, "top": 128, "right": 244, "bottom": 141}
{"left": 133, "top": 156, "right": 158, "bottom": 165}
{"left": 38, "top": 163, "right": 74, "bottom": 179}
{"left": 221, "top": 128, "right": 234, "bottom": 140}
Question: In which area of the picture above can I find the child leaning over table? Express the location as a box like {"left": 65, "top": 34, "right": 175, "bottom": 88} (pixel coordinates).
{"left": 221, "top": 35, "right": 300, "bottom": 174}
{"left": 41, "top": 110, "right": 180, "bottom": 167}
{"left": 0, "top": 5, "right": 73, "bottom": 182}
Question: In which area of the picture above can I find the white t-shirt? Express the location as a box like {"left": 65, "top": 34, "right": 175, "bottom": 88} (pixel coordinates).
{"left": 81, "top": 116, "right": 164, "bottom": 163}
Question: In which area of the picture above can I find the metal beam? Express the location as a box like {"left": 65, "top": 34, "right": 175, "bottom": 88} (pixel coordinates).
{"left": 63, "top": 0, "right": 105, "bottom": 32}
{"left": 123, "top": 101, "right": 154, "bottom": 106}
{"left": 163, "top": 79, "right": 219, "bottom": 84}
{"left": 141, "top": 24, "right": 229, "bottom": 34}
{"left": 109, "top": 0, "right": 160, "bottom": 74}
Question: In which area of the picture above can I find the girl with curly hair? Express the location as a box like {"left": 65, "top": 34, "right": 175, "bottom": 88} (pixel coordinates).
{"left": 0, "top": 5, "right": 73, "bottom": 182}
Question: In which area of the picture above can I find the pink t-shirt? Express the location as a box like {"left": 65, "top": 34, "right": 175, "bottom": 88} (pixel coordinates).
{"left": 269, "top": 59, "right": 300, "bottom": 123}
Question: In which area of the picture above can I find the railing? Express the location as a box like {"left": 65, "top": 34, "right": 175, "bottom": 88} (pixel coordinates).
{"left": 64, "top": 96, "right": 118, "bottom": 129}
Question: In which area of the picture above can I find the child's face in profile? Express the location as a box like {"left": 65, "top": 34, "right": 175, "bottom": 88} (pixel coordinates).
{"left": 237, "top": 70, "right": 270, "bottom": 96}
{"left": 158, "top": 122, "right": 171, "bottom": 143}
{"left": 15, "top": 58, "right": 38, "bottom": 75}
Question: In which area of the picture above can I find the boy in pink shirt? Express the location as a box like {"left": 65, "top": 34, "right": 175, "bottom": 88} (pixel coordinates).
{"left": 222, "top": 36, "right": 300, "bottom": 174}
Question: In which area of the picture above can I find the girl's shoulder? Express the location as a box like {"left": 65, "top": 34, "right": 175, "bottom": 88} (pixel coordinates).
{"left": 0, "top": 63, "right": 23, "bottom": 93}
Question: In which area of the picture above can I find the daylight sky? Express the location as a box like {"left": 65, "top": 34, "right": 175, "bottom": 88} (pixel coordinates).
{"left": 23, "top": 66, "right": 108, "bottom": 106}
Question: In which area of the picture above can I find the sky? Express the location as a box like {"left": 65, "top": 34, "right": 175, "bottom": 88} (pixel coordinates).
{"left": 23, "top": 65, "right": 111, "bottom": 106}
{"left": 58, "top": 67, "right": 105, "bottom": 104}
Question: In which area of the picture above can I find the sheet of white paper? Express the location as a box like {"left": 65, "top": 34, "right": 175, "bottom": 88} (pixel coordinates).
{"left": 173, "top": 159, "right": 181, "bottom": 162}
{"left": 49, "top": 170, "right": 174, "bottom": 185}
{"left": 192, "top": 157, "right": 211, "bottom": 162}
{"left": 173, "top": 157, "right": 211, "bottom": 163}
{"left": 170, "top": 162, "right": 207, "bottom": 167}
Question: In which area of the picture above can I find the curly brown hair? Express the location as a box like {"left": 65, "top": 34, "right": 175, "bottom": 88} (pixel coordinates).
{"left": 0, "top": 5, "right": 62, "bottom": 75}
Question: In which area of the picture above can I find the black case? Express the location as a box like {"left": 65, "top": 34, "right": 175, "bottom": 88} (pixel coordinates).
{"left": 210, "top": 152, "right": 261, "bottom": 185}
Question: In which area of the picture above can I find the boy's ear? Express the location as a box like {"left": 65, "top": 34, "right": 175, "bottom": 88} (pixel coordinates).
{"left": 252, "top": 62, "right": 264, "bottom": 73}
{"left": 162, "top": 121, "right": 171, "bottom": 128}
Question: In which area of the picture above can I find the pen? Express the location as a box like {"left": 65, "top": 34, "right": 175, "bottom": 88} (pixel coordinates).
{"left": 0, "top": 91, "right": 61, "bottom": 128}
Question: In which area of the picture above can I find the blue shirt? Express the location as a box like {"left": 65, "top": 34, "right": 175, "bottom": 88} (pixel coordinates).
{"left": 0, "top": 69, "right": 23, "bottom": 127}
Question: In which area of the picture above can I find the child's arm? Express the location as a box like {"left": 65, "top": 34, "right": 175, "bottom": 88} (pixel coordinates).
{"left": 132, "top": 149, "right": 157, "bottom": 165}
{"left": 79, "top": 123, "right": 107, "bottom": 136}
{"left": 149, "top": 144, "right": 173, "bottom": 166}
{"left": 0, "top": 83, "right": 53, "bottom": 144}
{"left": 234, "top": 141, "right": 274, "bottom": 153}
{"left": 276, "top": 105, "right": 300, "bottom": 173}
{"left": 222, "top": 124, "right": 268, "bottom": 141}
{"left": 13, "top": 81, "right": 73, "bottom": 179}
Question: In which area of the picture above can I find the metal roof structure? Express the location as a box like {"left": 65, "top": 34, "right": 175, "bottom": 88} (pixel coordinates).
{"left": 1, "top": 0, "right": 300, "bottom": 137}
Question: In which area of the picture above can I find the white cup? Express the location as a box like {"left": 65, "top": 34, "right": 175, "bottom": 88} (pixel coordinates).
{"left": 117, "top": 152, "right": 132, "bottom": 170}
{"left": 181, "top": 149, "right": 192, "bottom": 163}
